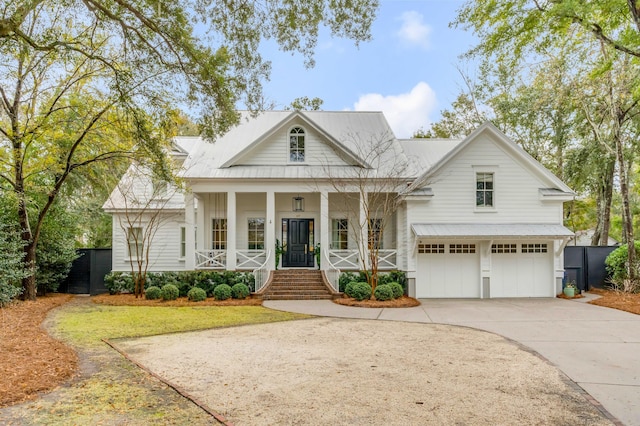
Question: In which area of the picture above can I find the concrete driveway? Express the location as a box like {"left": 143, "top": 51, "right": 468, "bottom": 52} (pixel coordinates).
{"left": 264, "top": 295, "right": 640, "bottom": 426}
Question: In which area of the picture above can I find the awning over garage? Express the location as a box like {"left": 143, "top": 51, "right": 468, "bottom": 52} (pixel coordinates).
{"left": 411, "top": 224, "right": 574, "bottom": 239}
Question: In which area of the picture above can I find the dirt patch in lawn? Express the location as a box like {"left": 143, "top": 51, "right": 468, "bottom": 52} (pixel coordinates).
{"left": 588, "top": 288, "right": 640, "bottom": 315}
{"left": 0, "top": 294, "right": 77, "bottom": 407}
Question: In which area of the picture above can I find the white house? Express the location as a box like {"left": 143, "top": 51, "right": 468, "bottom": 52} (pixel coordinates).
{"left": 103, "top": 110, "right": 575, "bottom": 298}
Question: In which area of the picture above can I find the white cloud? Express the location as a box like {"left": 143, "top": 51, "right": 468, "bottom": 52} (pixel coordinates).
{"left": 353, "top": 82, "right": 437, "bottom": 138}
{"left": 396, "top": 11, "right": 432, "bottom": 50}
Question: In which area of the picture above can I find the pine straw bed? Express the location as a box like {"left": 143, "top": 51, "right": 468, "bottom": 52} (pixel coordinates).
{"left": 0, "top": 294, "right": 77, "bottom": 407}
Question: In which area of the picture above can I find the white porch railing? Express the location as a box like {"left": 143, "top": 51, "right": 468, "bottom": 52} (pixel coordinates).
{"left": 237, "top": 249, "right": 267, "bottom": 269}
{"left": 328, "top": 250, "right": 360, "bottom": 270}
{"left": 323, "top": 249, "right": 341, "bottom": 292}
{"left": 253, "top": 250, "right": 272, "bottom": 292}
{"left": 328, "top": 249, "right": 398, "bottom": 270}
{"left": 376, "top": 249, "right": 398, "bottom": 270}
{"left": 195, "top": 250, "right": 226, "bottom": 269}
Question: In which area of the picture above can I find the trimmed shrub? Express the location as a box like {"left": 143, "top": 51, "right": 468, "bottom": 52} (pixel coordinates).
{"left": 378, "top": 271, "right": 408, "bottom": 291}
{"left": 605, "top": 242, "right": 640, "bottom": 282}
{"left": 104, "top": 272, "right": 134, "bottom": 294}
{"left": 231, "top": 283, "right": 250, "bottom": 299}
{"left": 145, "top": 286, "right": 162, "bottom": 300}
{"left": 374, "top": 284, "right": 393, "bottom": 301}
{"left": 187, "top": 287, "right": 207, "bottom": 302}
{"left": 339, "top": 272, "right": 359, "bottom": 293}
{"left": 389, "top": 282, "right": 404, "bottom": 299}
{"left": 351, "top": 282, "right": 372, "bottom": 301}
{"left": 213, "top": 283, "right": 232, "bottom": 300}
{"left": 344, "top": 281, "right": 361, "bottom": 298}
{"left": 161, "top": 284, "right": 179, "bottom": 301}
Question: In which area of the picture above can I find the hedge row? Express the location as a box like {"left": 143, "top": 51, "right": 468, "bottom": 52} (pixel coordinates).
{"left": 338, "top": 270, "right": 407, "bottom": 294}
{"left": 104, "top": 271, "right": 255, "bottom": 297}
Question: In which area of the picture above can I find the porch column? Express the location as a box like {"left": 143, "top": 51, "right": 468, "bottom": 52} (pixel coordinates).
{"left": 195, "top": 194, "right": 205, "bottom": 251}
{"left": 266, "top": 191, "right": 275, "bottom": 264}
{"left": 320, "top": 191, "right": 329, "bottom": 270}
{"left": 226, "top": 191, "right": 237, "bottom": 270}
{"left": 185, "top": 192, "right": 195, "bottom": 270}
{"left": 360, "top": 191, "right": 369, "bottom": 269}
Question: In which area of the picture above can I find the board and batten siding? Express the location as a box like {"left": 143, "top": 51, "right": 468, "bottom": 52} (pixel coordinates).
{"left": 407, "top": 134, "right": 562, "bottom": 225}
{"left": 111, "top": 213, "right": 186, "bottom": 272}
{"left": 233, "top": 120, "right": 348, "bottom": 166}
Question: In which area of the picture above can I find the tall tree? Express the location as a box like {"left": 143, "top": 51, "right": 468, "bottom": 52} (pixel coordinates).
{"left": 0, "top": 0, "right": 378, "bottom": 300}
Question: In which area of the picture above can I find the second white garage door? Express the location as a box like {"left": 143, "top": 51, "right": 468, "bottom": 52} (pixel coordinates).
{"left": 416, "top": 242, "right": 480, "bottom": 298}
{"left": 490, "top": 242, "right": 554, "bottom": 297}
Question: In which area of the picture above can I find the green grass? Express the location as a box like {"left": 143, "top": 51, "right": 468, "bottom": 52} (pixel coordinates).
{"left": 53, "top": 303, "right": 311, "bottom": 348}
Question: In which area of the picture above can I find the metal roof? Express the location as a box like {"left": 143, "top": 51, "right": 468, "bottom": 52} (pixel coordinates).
{"left": 412, "top": 223, "right": 574, "bottom": 239}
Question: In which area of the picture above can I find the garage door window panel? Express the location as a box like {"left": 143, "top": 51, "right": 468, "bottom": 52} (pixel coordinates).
{"left": 492, "top": 243, "right": 517, "bottom": 254}
{"left": 450, "top": 243, "right": 476, "bottom": 254}
{"left": 522, "top": 243, "right": 548, "bottom": 253}
{"left": 418, "top": 243, "right": 445, "bottom": 254}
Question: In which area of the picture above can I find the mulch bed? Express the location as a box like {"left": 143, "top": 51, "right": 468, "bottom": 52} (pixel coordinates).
{"left": 333, "top": 295, "right": 421, "bottom": 308}
{"left": 0, "top": 294, "right": 78, "bottom": 407}
{"left": 588, "top": 288, "right": 640, "bottom": 315}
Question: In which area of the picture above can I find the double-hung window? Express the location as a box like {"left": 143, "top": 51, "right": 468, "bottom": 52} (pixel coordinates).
{"left": 248, "top": 218, "right": 265, "bottom": 250}
{"left": 476, "top": 172, "right": 494, "bottom": 207}
{"left": 331, "top": 219, "right": 349, "bottom": 250}
{"left": 179, "top": 226, "right": 186, "bottom": 259}
{"left": 289, "top": 127, "right": 305, "bottom": 162}
{"left": 368, "top": 218, "right": 383, "bottom": 250}
{"left": 212, "top": 219, "right": 227, "bottom": 250}
{"left": 127, "top": 227, "right": 143, "bottom": 259}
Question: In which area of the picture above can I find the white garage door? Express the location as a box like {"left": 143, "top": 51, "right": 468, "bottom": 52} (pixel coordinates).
{"left": 416, "top": 242, "right": 480, "bottom": 298}
{"left": 490, "top": 242, "right": 554, "bottom": 297}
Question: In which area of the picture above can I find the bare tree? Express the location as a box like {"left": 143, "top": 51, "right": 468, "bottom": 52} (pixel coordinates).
{"left": 321, "top": 132, "right": 410, "bottom": 294}
{"left": 107, "top": 163, "right": 182, "bottom": 297}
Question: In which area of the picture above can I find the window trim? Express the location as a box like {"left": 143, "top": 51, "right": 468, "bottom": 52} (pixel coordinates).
{"left": 126, "top": 226, "right": 143, "bottom": 260}
{"left": 247, "top": 217, "right": 265, "bottom": 250}
{"left": 331, "top": 218, "right": 349, "bottom": 250}
{"left": 179, "top": 226, "right": 186, "bottom": 260}
{"left": 288, "top": 126, "right": 306, "bottom": 163}
{"left": 473, "top": 166, "right": 498, "bottom": 212}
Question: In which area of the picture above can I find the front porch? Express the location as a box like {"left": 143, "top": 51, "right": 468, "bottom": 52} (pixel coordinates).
{"left": 183, "top": 190, "right": 399, "bottom": 290}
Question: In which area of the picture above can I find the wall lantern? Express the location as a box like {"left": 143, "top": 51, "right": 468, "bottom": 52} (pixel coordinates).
{"left": 292, "top": 195, "right": 305, "bottom": 212}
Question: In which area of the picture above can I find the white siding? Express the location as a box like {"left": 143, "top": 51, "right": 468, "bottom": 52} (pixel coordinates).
{"left": 233, "top": 119, "right": 350, "bottom": 166}
{"left": 407, "top": 134, "right": 561, "bottom": 225}
{"left": 111, "top": 213, "right": 186, "bottom": 272}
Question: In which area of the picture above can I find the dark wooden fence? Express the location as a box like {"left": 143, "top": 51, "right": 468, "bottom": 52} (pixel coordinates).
{"left": 59, "top": 249, "right": 112, "bottom": 295}
{"left": 564, "top": 246, "right": 617, "bottom": 292}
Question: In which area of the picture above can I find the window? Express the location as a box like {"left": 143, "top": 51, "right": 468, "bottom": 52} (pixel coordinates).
{"left": 212, "top": 219, "right": 227, "bottom": 250}
{"left": 127, "top": 227, "right": 143, "bottom": 258}
{"left": 418, "top": 243, "right": 445, "bottom": 254}
{"left": 179, "top": 226, "right": 186, "bottom": 258}
{"left": 331, "top": 219, "right": 349, "bottom": 250}
{"left": 476, "top": 172, "right": 494, "bottom": 207}
{"left": 248, "top": 218, "right": 265, "bottom": 250}
{"left": 522, "top": 243, "right": 547, "bottom": 253}
{"left": 289, "top": 127, "right": 305, "bottom": 162}
{"left": 450, "top": 244, "right": 476, "bottom": 254}
{"left": 492, "top": 243, "right": 517, "bottom": 254}
{"left": 368, "top": 218, "right": 383, "bottom": 250}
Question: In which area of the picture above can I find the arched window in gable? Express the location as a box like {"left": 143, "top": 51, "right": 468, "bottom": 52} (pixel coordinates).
{"left": 289, "top": 127, "right": 305, "bottom": 162}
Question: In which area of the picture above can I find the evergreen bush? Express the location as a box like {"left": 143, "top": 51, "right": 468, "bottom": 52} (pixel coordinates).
{"left": 344, "top": 281, "right": 360, "bottom": 298}
{"left": 187, "top": 287, "right": 207, "bottom": 302}
{"left": 161, "top": 284, "right": 179, "bottom": 301}
{"left": 351, "top": 282, "right": 372, "bottom": 301}
{"left": 231, "top": 283, "right": 250, "bottom": 299}
{"left": 145, "top": 286, "right": 162, "bottom": 300}
{"left": 213, "top": 283, "right": 232, "bottom": 300}
{"left": 104, "top": 272, "right": 134, "bottom": 294}
{"left": 389, "top": 282, "right": 404, "bottom": 299}
{"left": 339, "top": 272, "right": 359, "bottom": 292}
{"left": 374, "top": 284, "right": 393, "bottom": 301}
{"left": 605, "top": 242, "right": 640, "bottom": 282}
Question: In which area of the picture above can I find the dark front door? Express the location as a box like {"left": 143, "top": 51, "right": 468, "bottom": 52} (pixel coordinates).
{"left": 283, "top": 219, "right": 314, "bottom": 267}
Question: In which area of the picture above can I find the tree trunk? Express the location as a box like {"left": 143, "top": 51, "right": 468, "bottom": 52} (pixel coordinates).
{"left": 21, "top": 242, "right": 37, "bottom": 301}
{"left": 591, "top": 157, "right": 615, "bottom": 246}
{"left": 616, "top": 140, "right": 635, "bottom": 280}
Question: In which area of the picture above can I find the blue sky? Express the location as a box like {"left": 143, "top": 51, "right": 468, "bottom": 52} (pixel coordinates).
{"left": 258, "top": 0, "right": 476, "bottom": 137}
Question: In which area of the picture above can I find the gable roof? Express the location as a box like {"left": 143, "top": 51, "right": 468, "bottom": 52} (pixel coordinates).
{"left": 405, "top": 122, "right": 574, "bottom": 195}
{"left": 181, "top": 110, "right": 411, "bottom": 179}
